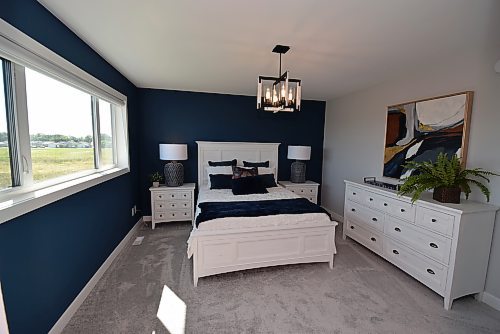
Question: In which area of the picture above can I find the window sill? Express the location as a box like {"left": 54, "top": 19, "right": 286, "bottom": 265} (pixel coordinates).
{"left": 0, "top": 167, "right": 129, "bottom": 225}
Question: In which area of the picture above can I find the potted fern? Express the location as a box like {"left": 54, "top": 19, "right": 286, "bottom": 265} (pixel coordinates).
{"left": 398, "top": 153, "right": 498, "bottom": 204}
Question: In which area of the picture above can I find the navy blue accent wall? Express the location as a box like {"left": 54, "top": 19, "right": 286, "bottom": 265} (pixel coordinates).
{"left": 0, "top": 1, "right": 140, "bottom": 333}
{"left": 138, "top": 89, "right": 326, "bottom": 213}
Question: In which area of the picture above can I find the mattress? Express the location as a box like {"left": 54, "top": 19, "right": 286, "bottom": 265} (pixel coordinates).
{"left": 193, "top": 186, "right": 332, "bottom": 231}
{"left": 187, "top": 186, "right": 335, "bottom": 259}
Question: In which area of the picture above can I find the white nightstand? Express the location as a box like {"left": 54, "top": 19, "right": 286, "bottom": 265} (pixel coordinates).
{"left": 278, "top": 181, "right": 319, "bottom": 204}
{"left": 149, "top": 183, "right": 196, "bottom": 229}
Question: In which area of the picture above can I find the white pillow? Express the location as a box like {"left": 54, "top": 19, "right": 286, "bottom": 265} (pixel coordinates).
{"left": 258, "top": 167, "right": 276, "bottom": 175}
{"left": 206, "top": 166, "right": 233, "bottom": 188}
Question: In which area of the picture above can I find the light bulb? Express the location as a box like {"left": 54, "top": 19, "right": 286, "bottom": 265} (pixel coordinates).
{"left": 288, "top": 88, "right": 294, "bottom": 101}
{"left": 272, "top": 86, "right": 278, "bottom": 103}
{"left": 280, "top": 84, "right": 286, "bottom": 100}
{"left": 265, "top": 87, "right": 271, "bottom": 101}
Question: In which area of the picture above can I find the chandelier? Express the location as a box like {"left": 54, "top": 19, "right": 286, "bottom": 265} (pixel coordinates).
{"left": 257, "top": 45, "right": 302, "bottom": 113}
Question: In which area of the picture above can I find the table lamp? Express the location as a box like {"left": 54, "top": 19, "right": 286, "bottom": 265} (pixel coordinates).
{"left": 287, "top": 145, "right": 311, "bottom": 183}
{"left": 159, "top": 144, "right": 188, "bottom": 187}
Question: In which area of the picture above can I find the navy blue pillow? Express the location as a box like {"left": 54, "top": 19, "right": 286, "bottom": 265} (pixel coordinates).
{"left": 256, "top": 174, "right": 277, "bottom": 188}
{"left": 209, "top": 174, "right": 233, "bottom": 189}
{"left": 232, "top": 176, "right": 268, "bottom": 195}
{"left": 208, "top": 159, "right": 237, "bottom": 167}
{"left": 243, "top": 160, "right": 270, "bottom": 168}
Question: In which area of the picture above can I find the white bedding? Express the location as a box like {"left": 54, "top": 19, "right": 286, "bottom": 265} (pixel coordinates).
{"left": 193, "top": 186, "right": 332, "bottom": 231}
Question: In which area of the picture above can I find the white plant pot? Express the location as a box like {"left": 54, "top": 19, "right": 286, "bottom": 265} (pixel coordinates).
{"left": 152, "top": 182, "right": 160, "bottom": 188}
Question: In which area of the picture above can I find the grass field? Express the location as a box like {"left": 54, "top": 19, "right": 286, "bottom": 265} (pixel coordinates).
{"left": 0, "top": 147, "right": 112, "bottom": 189}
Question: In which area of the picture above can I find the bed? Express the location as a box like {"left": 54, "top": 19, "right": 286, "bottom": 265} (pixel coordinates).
{"left": 187, "top": 141, "right": 338, "bottom": 286}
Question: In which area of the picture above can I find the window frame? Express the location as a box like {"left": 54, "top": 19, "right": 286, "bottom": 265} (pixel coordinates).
{"left": 0, "top": 19, "right": 130, "bottom": 224}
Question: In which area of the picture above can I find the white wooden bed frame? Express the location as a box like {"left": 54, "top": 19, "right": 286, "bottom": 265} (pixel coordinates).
{"left": 190, "top": 141, "right": 337, "bottom": 286}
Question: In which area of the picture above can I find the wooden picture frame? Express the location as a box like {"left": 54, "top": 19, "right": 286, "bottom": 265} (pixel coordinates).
{"left": 383, "top": 91, "right": 473, "bottom": 179}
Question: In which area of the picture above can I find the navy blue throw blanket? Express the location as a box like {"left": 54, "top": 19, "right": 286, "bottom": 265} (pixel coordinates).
{"left": 196, "top": 198, "right": 331, "bottom": 227}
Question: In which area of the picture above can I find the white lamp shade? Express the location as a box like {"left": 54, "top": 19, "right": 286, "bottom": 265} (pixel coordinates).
{"left": 159, "top": 144, "right": 188, "bottom": 161}
{"left": 287, "top": 145, "right": 311, "bottom": 160}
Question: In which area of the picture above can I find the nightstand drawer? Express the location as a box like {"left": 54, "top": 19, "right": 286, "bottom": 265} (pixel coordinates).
{"left": 290, "top": 187, "right": 316, "bottom": 195}
{"left": 155, "top": 200, "right": 191, "bottom": 211}
{"left": 154, "top": 191, "right": 192, "bottom": 201}
{"left": 155, "top": 210, "right": 192, "bottom": 221}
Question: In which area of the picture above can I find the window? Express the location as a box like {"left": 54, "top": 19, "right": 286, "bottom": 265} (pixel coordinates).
{"left": 25, "top": 68, "right": 96, "bottom": 182}
{"left": 0, "top": 60, "right": 11, "bottom": 190}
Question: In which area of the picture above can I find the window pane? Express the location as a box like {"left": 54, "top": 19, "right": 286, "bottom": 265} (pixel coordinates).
{"left": 25, "top": 68, "right": 95, "bottom": 182}
{"left": 98, "top": 99, "right": 114, "bottom": 167}
{"left": 0, "top": 61, "right": 12, "bottom": 189}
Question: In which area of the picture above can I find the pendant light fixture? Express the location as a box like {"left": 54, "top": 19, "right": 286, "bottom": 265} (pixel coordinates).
{"left": 257, "top": 45, "right": 302, "bottom": 113}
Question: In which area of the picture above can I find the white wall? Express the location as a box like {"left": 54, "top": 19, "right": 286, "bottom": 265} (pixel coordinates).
{"left": 322, "top": 30, "right": 500, "bottom": 302}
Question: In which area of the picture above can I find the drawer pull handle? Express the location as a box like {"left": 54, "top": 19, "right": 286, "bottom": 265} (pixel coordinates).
{"left": 394, "top": 227, "right": 401, "bottom": 232}
{"left": 159, "top": 195, "right": 162, "bottom": 198}
{"left": 384, "top": 203, "right": 388, "bottom": 206}
{"left": 184, "top": 213, "right": 187, "bottom": 215}
{"left": 159, "top": 205, "right": 162, "bottom": 208}
{"left": 393, "top": 249, "right": 399, "bottom": 255}
{"left": 400, "top": 208, "right": 406, "bottom": 212}
{"left": 369, "top": 198, "right": 373, "bottom": 201}
{"left": 431, "top": 218, "right": 437, "bottom": 222}
{"left": 183, "top": 194, "right": 187, "bottom": 197}
{"left": 427, "top": 269, "right": 435, "bottom": 275}
{"left": 171, "top": 195, "right": 174, "bottom": 198}
{"left": 350, "top": 226, "right": 355, "bottom": 230}
{"left": 171, "top": 204, "right": 174, "bottom": 207}
{"left": 301, "top": 190, "right": 304, "bottom": 193}
{"left": 429, "top": 243, "right": 438, "bottom": 249}
{"left": 372, "top": 217, "right": 378, "bottom": 222}
{"left": 351, "top": 208, "right": 356, "bottom": 212}
{"left": 353, "top": 192, "right": 357, "bottom": 195}
{"left": 370, "top": 237, "right": 376, "bottom": 242}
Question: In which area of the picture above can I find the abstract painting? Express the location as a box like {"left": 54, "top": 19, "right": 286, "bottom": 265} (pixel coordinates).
{"left": 383, "top": 92, "right": 473, "bottom": 179}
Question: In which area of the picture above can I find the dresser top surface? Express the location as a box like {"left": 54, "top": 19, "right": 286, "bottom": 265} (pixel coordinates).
{"left": 345, "top": 180, "right": 499, "bottom": 214}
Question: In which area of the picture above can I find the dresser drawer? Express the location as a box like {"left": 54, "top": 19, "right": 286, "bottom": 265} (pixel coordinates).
{"left": 154, "top": 191, "right": 192, "bottom": 201}
{"left": 155, "top": 209, "right": 192, "bottom": 221}
{"left": 345, "top": 200, "right": 384, "bottom": 232}
{"left": 346, "top": 221, "right": 383, "bottom": 254}
{"left": 385, "top": 216, "right": 452, "bottom": 264}
{"left": 416, "top": 207, "right": 455, "bottom": 236}
{"left": 385, "top": 197, "right": 416, "bottom": 222}
{"left": 384, "top": 238, "right": 447, "bottom": 294}
{"left": 155, "top": 200, "right": 191, "bottom": 211}
{"left": 346, "top": 185, "right": 367, "bottom": 204}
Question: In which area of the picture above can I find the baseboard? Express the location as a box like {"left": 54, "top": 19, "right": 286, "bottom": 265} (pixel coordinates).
{"left": 143, "top": 215, "right": 152, "bottom": 222}
{"left": 49, "top": 217, "right": 143, "bottom": 334}
{"left": 322, "top": 206, "right": 344, "bottom": 223}
{"left": 479, "top": 291, "right": 500, "bottom": 311}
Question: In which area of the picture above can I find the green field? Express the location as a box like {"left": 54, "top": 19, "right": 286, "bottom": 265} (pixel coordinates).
{"left": 0, "top": 147, "right": 112, "bottom": 189}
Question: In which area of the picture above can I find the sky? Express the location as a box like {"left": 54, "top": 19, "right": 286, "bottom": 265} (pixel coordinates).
{"left": 0, "top": 63, "right": 112, "bottom": 139}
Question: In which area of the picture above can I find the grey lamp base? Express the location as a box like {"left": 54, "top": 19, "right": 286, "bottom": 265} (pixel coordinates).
{"left": 164, "top": 161, "right": 184, "bottom": 187}
{"left": 290, "top": 160, "right": 306, "bottom": 183}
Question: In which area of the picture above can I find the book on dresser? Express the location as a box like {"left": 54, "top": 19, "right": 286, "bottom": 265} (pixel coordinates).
{"left": 343, "top": 180, "right": 499, "bottom": 310}
{"left": 150, "top": 183, "right": 196, "bottom": 229}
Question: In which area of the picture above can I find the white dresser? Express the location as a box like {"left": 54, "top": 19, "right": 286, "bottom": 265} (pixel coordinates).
{"left": 279, "top": 181, "right": 319, "bottom": 204}
{"left": 150, "top": 183, "right": 196, "bottom": 229}
{"left": 343, "top": 180, "right": 498, "bottom": 309}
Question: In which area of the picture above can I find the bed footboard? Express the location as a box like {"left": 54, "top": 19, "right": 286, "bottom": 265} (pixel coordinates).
{"left": 191, "top": 223, "right": 337, "bottom": 286}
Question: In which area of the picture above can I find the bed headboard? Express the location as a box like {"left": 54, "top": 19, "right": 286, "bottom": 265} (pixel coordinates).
{"left": 196, "top": 141, "right": 280, "bottom": 188}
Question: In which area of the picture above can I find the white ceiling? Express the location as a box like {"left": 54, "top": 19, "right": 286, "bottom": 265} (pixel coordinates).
{"left": 38, "top": 0, "right": 495, "bottom": 100}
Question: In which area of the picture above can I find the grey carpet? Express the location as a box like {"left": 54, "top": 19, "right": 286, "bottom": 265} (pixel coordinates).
{"left": 63, "top": 222, "right": 500, "bottom": 334}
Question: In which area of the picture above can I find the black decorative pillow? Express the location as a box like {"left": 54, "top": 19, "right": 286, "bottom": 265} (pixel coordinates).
{"left": 208, "top": 159, "right": 237, "bottom": 167}
{"left": 232, "top": 176, "right": 268, "bottom": 195}
{"left": 256, "top": 174, "right": 277, "bottom": 188}
{"left": 232, "top": 166, "right": 258, "bottom": 179}
{"left": 243, "top": 160, "right": 270, "bottom": 168}
{"left": 209, "top": 174, "right": 233, "bottom": 189}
